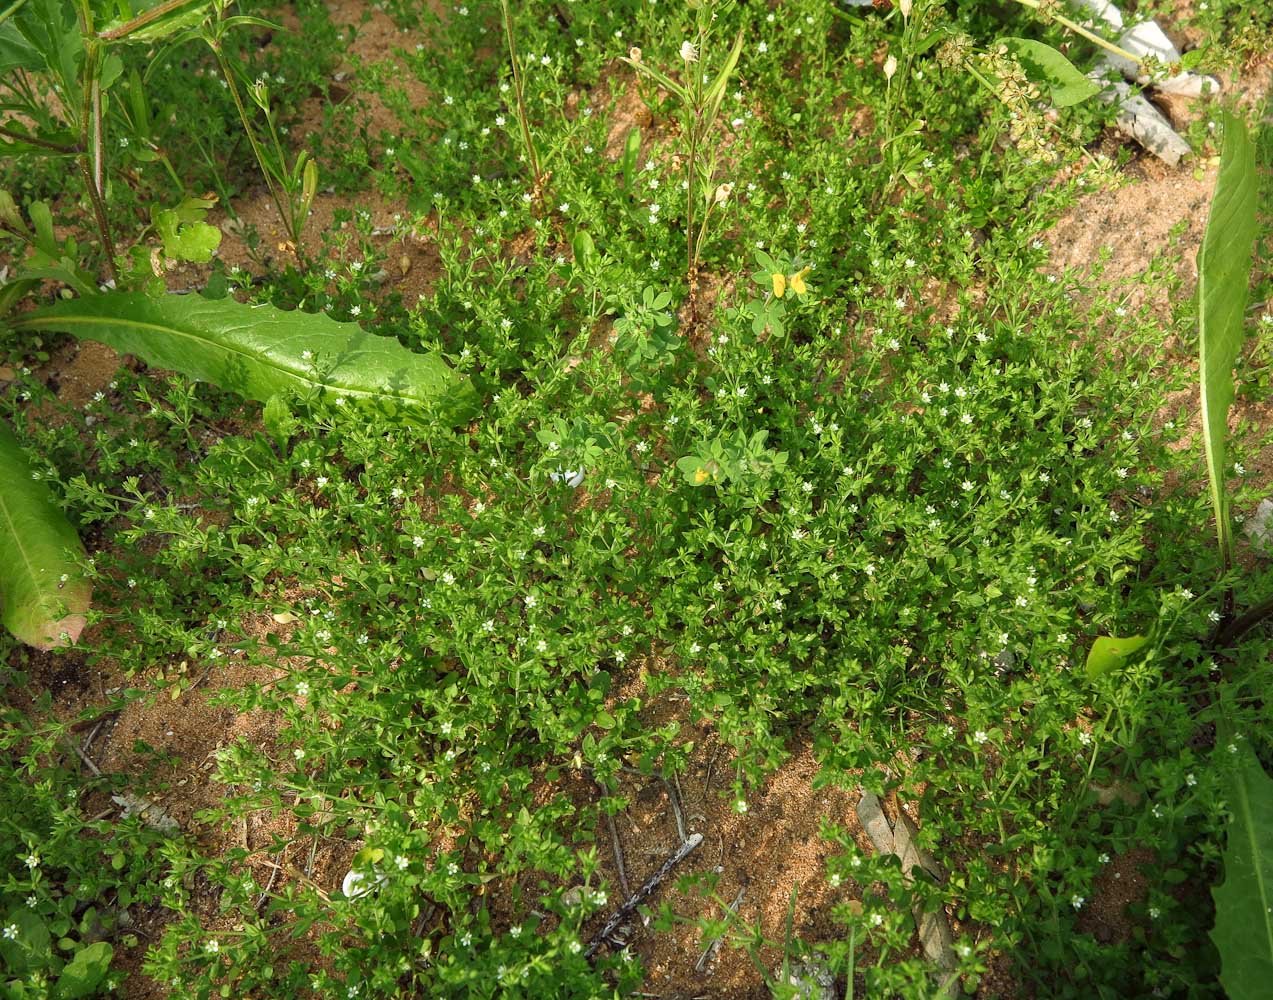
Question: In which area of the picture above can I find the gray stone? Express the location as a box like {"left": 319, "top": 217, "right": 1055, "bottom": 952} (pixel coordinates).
{"left": 773, "top": 955, "right": 837, "bottom": 1000}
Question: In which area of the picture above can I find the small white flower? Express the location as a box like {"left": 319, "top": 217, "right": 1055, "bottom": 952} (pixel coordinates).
{"left": 973, "top": 730, "right": 988, "bottom": 744}
{"left": 733, "top": 799, "right": 748, "bottom": 814}
{"left": 3, "top": 924, "right": 16, "bottom": 940}
{"left": 1071, "top": 895, "right": 1085, "bottom": 910}
{"left": 206, "top": 939, "right": 220, "bottom": 954}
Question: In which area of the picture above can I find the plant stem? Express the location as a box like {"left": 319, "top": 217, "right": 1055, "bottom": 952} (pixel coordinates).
{"left": 213, "top": 47, "right": 293, "bottom": 243}
{"left": 78, "top": 159, "right": 117, "bottom": 285}
{"left": 500, "top": 0, "right": 542, "bottom": 197}
{"left": 97, "top": 0, "right": 198, "bottom": 40}
{"left": 75, "top": 32, "right": 117, "bottom": 285}
{"left": 1212, "top": 592, "right": 1273, "bottom": 650}
{"left": 1008, "top": 0, "right": 1147, "bottom": 70}
{"left": 0, "top": 125, "right": 80, "bottom": 154}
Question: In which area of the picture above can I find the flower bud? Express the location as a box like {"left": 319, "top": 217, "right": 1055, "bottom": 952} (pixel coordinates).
{"left": 628, "top": 47, "right": 642, "bottom": 64}
{"left": 899, "top": 0, "right": 912, "bottom": 17}
{"left": 679, "top": 40, "right": 699, "bottom": 64}
{"left": 713, "top": 182, "right": 733, "bottom": 204}
{"left": 883, "top": 54, "right": 898, "bottom": 81}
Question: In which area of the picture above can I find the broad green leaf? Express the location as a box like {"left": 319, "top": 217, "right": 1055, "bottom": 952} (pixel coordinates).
{"left": 15, "top": 292, "right": 478, "bottom": 424}
{"left": 97, "top": 0, "right": 214, "bottom": 42}
{"left": 0, "top": 419, "right": 91, "bottom": 650}
{"left": 1085, "top": 634, "right": 1149, "bottom": 678}
{"left": 1003, "top": 38, "right": 1101, "bottom": 108}
{"left": 572, "top": 230, "right": 597, "bottom": 270}
{"left": 262, "top": 393, "right": 297, "bottom": 444}
{"left": 54, "top": 940, "right": 113, "bottom": 999}
{"left": 1198, "top": 113, "right": 1259, "bottom": 568}
{"left": 621, "top": 127, "right": 641, "bottom": 192}
{"left": 1212, "top": 738, "right": 1273, "bottom": 999}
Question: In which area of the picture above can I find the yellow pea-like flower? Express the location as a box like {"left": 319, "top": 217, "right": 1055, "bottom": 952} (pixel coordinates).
{"left": 772, "top": 272, "right": 786, "bottom": 298}
{"left": 694, "top": 466, "right": 711, "bottom": 484}
{"left": 789, "top": 266, "right": 811, "bottom": 296}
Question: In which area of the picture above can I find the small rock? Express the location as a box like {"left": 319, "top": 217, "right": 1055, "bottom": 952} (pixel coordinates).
{"left": 773, "top": 955, "right": 837, "bottom": 1000}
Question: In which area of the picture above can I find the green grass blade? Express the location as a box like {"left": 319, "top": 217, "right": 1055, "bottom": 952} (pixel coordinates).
{"left": 0, "top": 418, "right": 91, "bottom": 650}
{"left": 1198, "top": 112, "right": 1258, "bottom": 569}
{"left": 1212, "top": 737, "right": 1273, "bottom": 999}
{"left": 15, "top": 292, "right": 478, "bottom": 425}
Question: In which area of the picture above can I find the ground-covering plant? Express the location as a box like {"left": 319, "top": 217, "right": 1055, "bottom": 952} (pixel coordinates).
{"left": 1, "top": 0, "right": 1270, "bottom": 997}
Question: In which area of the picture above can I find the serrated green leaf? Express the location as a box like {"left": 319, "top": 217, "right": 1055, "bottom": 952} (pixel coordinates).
{"left": 1199, "top": 113, "right": 1259, "bottom": 568}
{"left": 0, "top": 419, "right": 91, "bottom": 650}
{"left": 14, "top": 292, "right": 478, "bottom": 424}
{"left": 1003, "top": 37, "right": 1100, "bottom": 108}
{"left": 1212, "top": 738, "right": 1273, "bottom": 1000}
{"left": 154, "top": 205, "right": 221, "bottom": 263}
{"left": 1085, "top": 634, "right": 1149, "bottom": 678}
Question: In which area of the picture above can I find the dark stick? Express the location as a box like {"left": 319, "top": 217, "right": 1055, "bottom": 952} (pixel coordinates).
{"left": 605, "top": 808, "right": 631, "bottom": 898}
{"left": 662, "top": 775, "right": 688, "bottom": 844}
{"left": 585, "top": 832, "right": 702, "bottom": 960}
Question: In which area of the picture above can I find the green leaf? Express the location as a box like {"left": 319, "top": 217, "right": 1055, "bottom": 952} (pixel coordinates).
{"left": 262, "top": 393, "right": 297, "bottom": 445}
{"left": 1212, "top": 738, "right": 1273, "bottom": 1000}
{"left": 1198, "top": 112, "right": 1259, "bottom": 568}
{"left": 15, "top": 293, "right": 478, "bottom": 424}
{"left": 1003, "top": 38, "right": 1101, "bottom": 108}
{"left": 0, "top": 419, "right": 91, "bottom": 650}
{"left": 54, "top": 941, "right": 113, "bottom": 999}
{"left": 571, "top": 230, "right": 597, "bottom": 270}
{"left": 153, "top": 198, "right": 222, "bottom": 263}
{"left": 1085, "top": 634, "right": 1149, "bottom": 678}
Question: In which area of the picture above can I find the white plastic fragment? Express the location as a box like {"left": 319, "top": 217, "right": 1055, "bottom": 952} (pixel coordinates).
{"left": 1100, "top": 79, "right": 1194, "bottom": 166}
{"left": 1073, "top": 0, "right": 1221, "bottom": 165}
{"left": 1073, "top": 0, "right": 1124, "bottom": 31}
{"left": 1157, "top": 73, "right": 1220, "bottom": 98}
{"left": 112, "top": 793, "right": 180, "bottom": 834}
{"left": 1103, "top": 18, "right": 1182, "bottom": 79}
{"left": 549, "top": 467, "right": 585, "bottom": 488}
{"left": 1245, "top": 499, "right": 1273, "bottom": 552}
{"left": 341, "top": 868, "right": 387, "bottom": 899}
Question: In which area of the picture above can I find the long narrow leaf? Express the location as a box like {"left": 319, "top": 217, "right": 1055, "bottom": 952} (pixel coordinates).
{"left": 0, "top": 419, "right": 90, "bottom": 650}
{"left": 1198, "top": 112, "right": 1258, "bottom": 568}
{"left": 14, "top": 292, "right": 478, "bottom": 424}
{"left": 1212, "top": 737, "right": 1273, "bottom": 999}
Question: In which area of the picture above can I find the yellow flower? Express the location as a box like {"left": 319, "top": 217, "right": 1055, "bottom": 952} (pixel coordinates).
{"left": 789, "top": 266, "right": 811, "bottom": 296}
{"left": 693, "top": 466, "right": 711, "bottom": 485}
{"left": 772, "top": 272, "right": 787, "bottom": 298}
